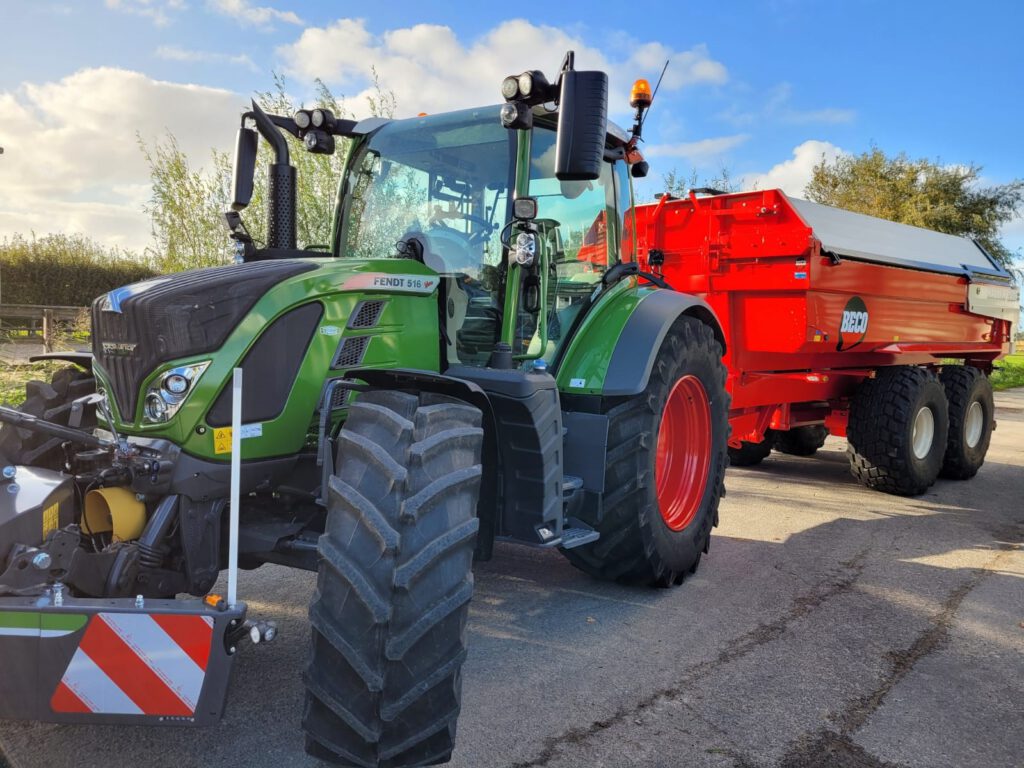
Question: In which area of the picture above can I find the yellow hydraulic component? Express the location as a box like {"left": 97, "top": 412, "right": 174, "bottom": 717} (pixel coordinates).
{"left": 83, "top": 487, "right": 146, "bottom": 542}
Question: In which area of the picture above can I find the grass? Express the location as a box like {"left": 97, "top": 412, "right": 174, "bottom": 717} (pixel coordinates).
{"left": 991, "top": 352, "right": 1024, "bottom": 391}
{"left": 0, "top": 361, "right": 64, "bottom": 406}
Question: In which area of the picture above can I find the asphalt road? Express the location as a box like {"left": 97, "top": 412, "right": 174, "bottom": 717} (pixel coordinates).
{"left": 2, "top": 390, "right": 1022, "bottom": 768}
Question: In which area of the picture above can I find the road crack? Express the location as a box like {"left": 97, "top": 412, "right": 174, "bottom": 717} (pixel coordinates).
{"left": 780, "top": 543, "right": 1019, "bottom": 768}
{"left": 507, "top": 550, "right": 869, "bottom": 768}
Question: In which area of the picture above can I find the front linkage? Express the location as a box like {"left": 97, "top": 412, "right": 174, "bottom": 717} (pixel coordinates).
{"left": 0, "top": 391, "right": 250, "bottom": 725}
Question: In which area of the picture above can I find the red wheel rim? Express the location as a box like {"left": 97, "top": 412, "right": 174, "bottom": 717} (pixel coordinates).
{"left": 655, "top": 375, "right": 712, "bottom": 531}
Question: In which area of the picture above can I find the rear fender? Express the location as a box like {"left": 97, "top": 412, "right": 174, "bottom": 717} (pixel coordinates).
{"left": 556, "top": 285, "right": 726, "bottom": 397}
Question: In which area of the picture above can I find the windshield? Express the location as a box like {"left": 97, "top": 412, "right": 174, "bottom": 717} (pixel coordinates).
{"left": 336, "top": 107, "right": 513, "bottom": 281}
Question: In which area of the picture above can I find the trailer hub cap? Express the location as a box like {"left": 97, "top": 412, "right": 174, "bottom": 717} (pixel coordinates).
{"left": 656, "top": 375, "right": 712, "bottom": 531}
{"left": 964, "top": 400, "right": 984, "bottom": 449}
{"left": 911, "top": 406, "right": 935, "bottom": 460}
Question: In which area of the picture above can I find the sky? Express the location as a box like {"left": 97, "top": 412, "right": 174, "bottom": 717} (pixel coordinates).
{"left": 0, "top": 0, "right": 1021, "bottom": 260}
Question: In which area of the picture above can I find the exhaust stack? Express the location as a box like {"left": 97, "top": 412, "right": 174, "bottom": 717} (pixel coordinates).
{"left": 249, "top": 101, "right": 297, "bottom": 251}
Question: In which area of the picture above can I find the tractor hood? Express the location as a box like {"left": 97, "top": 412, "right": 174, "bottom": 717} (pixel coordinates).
{"left": 90, "top": 258, "right": 443, "bottom": 456}
{"left": 92, "top": 260, "right": 319, "bottom": 421}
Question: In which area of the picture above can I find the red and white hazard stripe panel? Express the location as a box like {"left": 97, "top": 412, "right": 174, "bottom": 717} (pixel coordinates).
{"left": 51, "top": 612, "right": 214, "bottom": 717}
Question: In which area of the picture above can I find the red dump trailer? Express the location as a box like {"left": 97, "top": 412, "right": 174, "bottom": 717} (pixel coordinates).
{"left": 633, "top": 188, "right": 1020, "bottom": 495}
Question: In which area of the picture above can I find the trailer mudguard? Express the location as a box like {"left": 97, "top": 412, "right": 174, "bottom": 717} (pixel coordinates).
{"left": 601, "top": 289, "right": 725, "bottom": 396}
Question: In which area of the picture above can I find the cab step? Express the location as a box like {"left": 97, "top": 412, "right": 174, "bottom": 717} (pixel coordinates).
{"left": 559, "top": 517, "right": 599, "bottom": 549}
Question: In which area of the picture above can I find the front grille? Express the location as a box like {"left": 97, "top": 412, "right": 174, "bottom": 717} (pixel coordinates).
{"left": 330, "top": 386, "right": 351, "bottom": 410}
{"left": 331, "top": 336, "right": 370, "bottom": 370}
{"left": 317, "top": 378, "right": 354, "bottom": 413}
{"left": 348, "top": 300, "right": 387, "bottom": 329}
{"left": 91, "top": 260, "right": 317, "bottom": 419}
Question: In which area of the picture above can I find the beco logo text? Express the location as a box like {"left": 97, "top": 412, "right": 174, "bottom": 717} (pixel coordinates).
{"left": 840, "top": 310, "right": 869, "bottom": 334}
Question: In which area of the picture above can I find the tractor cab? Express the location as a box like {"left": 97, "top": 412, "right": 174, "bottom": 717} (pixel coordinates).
{"left": 332, "top": 106, "right": 634, "bottom": 367}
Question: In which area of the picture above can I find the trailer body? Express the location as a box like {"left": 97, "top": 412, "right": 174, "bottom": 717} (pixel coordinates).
{"left": 632, "top": 188, "right": 1019, "bottom": 445}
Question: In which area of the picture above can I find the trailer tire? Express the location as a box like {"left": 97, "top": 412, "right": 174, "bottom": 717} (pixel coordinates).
{"left": 939, "top": 366, "right": 994, "bottom": 480}
{"left": 303, "top": 390, "right": 483, "bottom": 768}
{"left": 0, "top": 366, "right": 96, "bottom": 470}
{"left": 847, "top": 367, "right": 948, "bottom": 496}
{"left": 561, "top": 316, "right": 729, "bottom": 588}
{"left": 727, "top": 434, "right": 774, "bottom": 466}
{"left": 773, "top": 425, "right": 829, "bottom": 456}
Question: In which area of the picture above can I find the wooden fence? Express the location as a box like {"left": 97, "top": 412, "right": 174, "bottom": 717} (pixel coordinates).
{"left": 0, "top": 304, "right": 89, "bottom": 353}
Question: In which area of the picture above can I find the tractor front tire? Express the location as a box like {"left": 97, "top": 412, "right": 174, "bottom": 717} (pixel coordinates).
{"left": 303, "top": 391, "right": 483, "bottom": 768}
{"left": 561, "top": 316, "right": 729, "bottom": 587}
{"left": 773, "top": 425, "right": 829, "bottom": 456}
{"left": 0, "top": 365, "right": 96, "bottom": 470}
{"left": 727, "top": 434, "right": 774, "bottom": 466}
{"left": 847, "top": 366, "right": 948, "bottom": 496}
{"left": 939, "top": 366, "right": 994, "bottom": 480}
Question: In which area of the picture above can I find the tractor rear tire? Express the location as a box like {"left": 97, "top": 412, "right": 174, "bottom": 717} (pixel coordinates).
{"left": 939, "top": 366, "right": 994, "bottom": 480}
{"left": 303, "top": 390, "right": 483, "bottom": 767}
{"left": 560, "top": 316, "right": 729, "bottom": 588}
{"left": 773, "top": 425, "right": 829, "bottom": 456}
{"left": 727, "top": 434, "right": 774, "bottom": 466}
{"left": 0, "top": 366, "right": 96, "bottom": 470}
{"left": 847, "top": 366, "right": 948, "bottom": 496}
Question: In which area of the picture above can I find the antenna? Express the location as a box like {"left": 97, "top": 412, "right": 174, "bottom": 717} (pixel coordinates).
{"left": 639, "top": 59, "right": 670, "bottom": 133}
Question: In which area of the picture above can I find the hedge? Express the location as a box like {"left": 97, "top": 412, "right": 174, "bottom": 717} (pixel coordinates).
{"left": 0, "top": 233, "right": 157, "bottom": 307}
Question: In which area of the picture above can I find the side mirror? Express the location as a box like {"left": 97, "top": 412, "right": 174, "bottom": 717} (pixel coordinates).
{"left": 231, "top": 126, "right": 258, "bottom": 211}
{"left": 555, "top": 70, "right": 608, "bottom": 182}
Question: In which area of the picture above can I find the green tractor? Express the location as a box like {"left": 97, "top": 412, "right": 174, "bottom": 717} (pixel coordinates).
{"left": 0, "top": 54, "right": 728, "bottom": 766}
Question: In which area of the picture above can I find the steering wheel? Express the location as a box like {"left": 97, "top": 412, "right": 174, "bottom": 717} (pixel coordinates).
{"left": 428, "top": 207, "right": 495, "bottom": 245}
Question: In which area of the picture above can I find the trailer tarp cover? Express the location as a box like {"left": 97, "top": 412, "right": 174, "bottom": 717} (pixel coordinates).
{"left": 787, "top": 196, "right": 1010, "bottom": 279}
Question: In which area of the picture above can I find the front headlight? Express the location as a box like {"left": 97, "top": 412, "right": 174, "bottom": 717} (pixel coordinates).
{"left": 142, "top": 362, "right": 210, "bottom": 424}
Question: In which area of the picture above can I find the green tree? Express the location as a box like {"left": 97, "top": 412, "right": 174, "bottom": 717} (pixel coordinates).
{"left": 805, "top": 148, "right": 1023, "bottom": 269}
{"left": 142, "top": 73, "right": 396, "bottom": 272}
{"left": 0, "top": 233, "right": 154, "bottom": 306}
{"left": 662, "top": 166, "right": 737, "bottom": 199}
{"left": 140, "top": 134, "right": 235, "bottom": 271}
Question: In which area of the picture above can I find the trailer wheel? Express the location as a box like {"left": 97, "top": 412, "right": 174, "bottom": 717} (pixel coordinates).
{"left": 561, "top": 316, "right": 729, "bottom": 588}
{"left": 0, "top": 366, "right": 96, "bottom": 470}
{"left": 727, "top": 433, "right": 774, "bottom": 466}
{"left": 303, "top": 391, "right": 482, "bottom": 768}
{"left": 939, "top": 366, "right": 994, "bottom": 480}
{"left": 773, "top": 425, "right": 829, "bottom": 456}
{"left": 847, "top": 367, "right": 948, "bottom": 496}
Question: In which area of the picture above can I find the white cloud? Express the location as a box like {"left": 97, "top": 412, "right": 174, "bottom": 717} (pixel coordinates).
{"left": 104, "top": 0, "right": 186, "bottom": 26}
{"left": 277, "top": 19, "right": 728, "bottom": 117}
{"left": 782, "top": 107, "right": 856, "bottom": 125}
{"left": 1001, "top": 215, "right": 1024, "bottom": 254}
{"left": 0, "top": 68, "right": 243, "bottom": 251}
{"left": 1002, "top": 216, "right": 1024, "bottom": 236}
{"left": 645, "top": 134, "right": 750, "bottom": 161}
{"left": 720, "top": 83, "right": 854, "bottom": 128}
{"left": 155, "top": 45, "right": 259, "bottom": 72}
{"left": 743, "top": 140, "right": 847, "bottom": 197}
{"left": 208, "top": 0, "right": 301, "bottom": 27}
